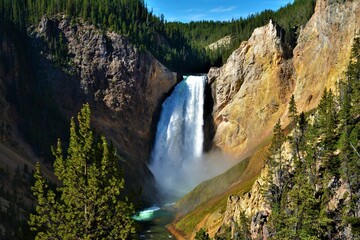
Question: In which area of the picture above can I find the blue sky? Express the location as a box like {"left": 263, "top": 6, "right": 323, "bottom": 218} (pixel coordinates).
{"left": 145, "top": 0, "right": 294, "bottom": 22}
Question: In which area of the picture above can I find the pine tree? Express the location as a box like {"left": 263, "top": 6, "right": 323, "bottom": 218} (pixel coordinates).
{"left": 238, "top": 211, "right": 251, "bottom": 240}
{"left": 288, "top": 94, "right": 298, "bottom": 126}
{"left": 270, "top": 119, "right": 285, "bottom": 203}
{"left": 29, "top": 103, "right": 136, "bottom": 239}
{"left": 346, "top": 36, "right": 360, "bottom": 117}
{"left": 288, "top": 94, "right": 303, "bottom": 166}
{"left": 195, "top": 228, "right": 211, "bottom": 240}
{"left": 339, "top": 35, "right": 360, "bottom": 238}
{"left": 264, "top": 119, "right": 288, "bottom": 237}
{"left": 287, "top": 122, "right": 332, "bottom": 240}
{"left": 317, "top": 89, "right": 340, "bottom": 177}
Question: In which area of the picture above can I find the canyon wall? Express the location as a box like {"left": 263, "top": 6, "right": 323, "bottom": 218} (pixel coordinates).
{"left": 208, "top": 20, "right": 294, "bottom": 157}
{"left": 211, "top": 0, "right": 360, "bottom": 238}
{"left": 0, "top": 17, "right": 180, "bottom": 201}
{"left": 209, "top": 0, "right": 360, "bottom": 158}
{"left": 174, "top": 0, "right": 360, "bottom": 238}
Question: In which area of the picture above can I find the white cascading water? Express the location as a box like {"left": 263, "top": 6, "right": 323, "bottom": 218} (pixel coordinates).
{"left": 149, "top": 75, "right": 206, "bottom": 196}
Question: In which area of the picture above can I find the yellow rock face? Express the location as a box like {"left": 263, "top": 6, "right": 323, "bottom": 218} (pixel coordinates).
{"left": 209, "top": 0, "right": 360, "bottom": 158}
{"left": 292, "top": 0, "right": 360, "bottom": 112}
{"left": 209, "top": 20, "right": 294, "bottom": 158}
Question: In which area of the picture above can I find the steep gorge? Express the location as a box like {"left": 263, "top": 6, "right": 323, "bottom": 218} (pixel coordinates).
{"left": 173, "top": 0, "right": 360, "bottom": 238}
{"left": 0, "top": 0, "right": 359, "bottom": 238}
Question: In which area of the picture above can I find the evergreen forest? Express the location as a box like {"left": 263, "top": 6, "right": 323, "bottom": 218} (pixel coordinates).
{"left": 0, "top": 0, "right": 358, "bottom": 239}
{"left": 0, "top": 0, "right": 315, "bottom": 73}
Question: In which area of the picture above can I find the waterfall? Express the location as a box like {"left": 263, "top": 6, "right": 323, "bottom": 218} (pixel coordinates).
{"left": 150, "top": 75, "right": 206, "bottom": 196}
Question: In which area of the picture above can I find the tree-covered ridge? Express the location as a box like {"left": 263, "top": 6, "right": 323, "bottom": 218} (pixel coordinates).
{"left": 167, "top": 0, "right": 315, "bottom": 65}
{"left": 0, "top": 0, "right": 315, "bottom": 73}
{"left": 0, "top": 0, "right": 206, "bottom": 72}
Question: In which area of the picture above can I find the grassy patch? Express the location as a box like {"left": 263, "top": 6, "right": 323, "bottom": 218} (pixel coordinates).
{"left": 176, "top": 158, "right": 250, "bottom": 213}
{"left": 175, "top": 175, "right": 257, "bottom": 235}
{"left": 173, "top": 143, "right": 270, "bottom": 236}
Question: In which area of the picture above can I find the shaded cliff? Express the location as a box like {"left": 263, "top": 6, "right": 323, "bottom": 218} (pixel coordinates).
{"left": 33, "top": 16, "right": 180, "bottom": 166}
{"left": 0, "top": 16, "right": 180, "bottom": 204}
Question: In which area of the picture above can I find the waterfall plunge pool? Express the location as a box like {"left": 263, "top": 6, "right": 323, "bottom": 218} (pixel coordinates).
{"left": 134, "top": 205, "right": 176, "bottom": 239}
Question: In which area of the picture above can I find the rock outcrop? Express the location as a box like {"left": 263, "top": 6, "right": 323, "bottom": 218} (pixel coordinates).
{"left": 292, "top": 0, "right": 360, "bottom": 112}
{"left": 34, "top": 16, "right": 179, "bottom": 166}
{"left": 208, "top": 0, "right": 360, "bottom": 158}
{"left": 215, "top": 163, "right": 270, "bottom": 239}
{"left": 0, "top": 16, "right": 180, "bottom": 202}
{"left": 208, "top": 0, "right": 360, "bottom": 238}
{"left": 209, "top": 20, "right": 294, "bottom": 157}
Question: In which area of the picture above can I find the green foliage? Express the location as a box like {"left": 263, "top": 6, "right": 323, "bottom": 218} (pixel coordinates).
{"left": 317, "top": 89, "right": 338, "bottom": 146}
{"left": 29, "top": 103, "right": 136, "bottom": 239}
{"left": 238, "top": 211, "right": 251, "bottom": 240}
{"left": 338, "top": 35, "right": 360, "bottom": 238}
{"left": 288, "top": 94, "right": 298, "bottom": 125}
{"left": 261, "top": 36, "right": 360, "bottom": 239}
{"left": 264, "top": 119, "right": 285, "bottom": 206}
{"left": 0, "top": 0, "right": 315, "bottom": 73}
{"left": 195, "top": 228, "right": 211, "bottom": 240}
{"left": 346, "top": 36, "right": 360, "bottom": 117}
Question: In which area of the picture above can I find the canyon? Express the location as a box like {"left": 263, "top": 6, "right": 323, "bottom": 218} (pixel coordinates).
{"left": 172, "top": 0, "right": 360, "bottom": 238}
{"left": 0, "top": 0, "right": 359, "bottom": 239}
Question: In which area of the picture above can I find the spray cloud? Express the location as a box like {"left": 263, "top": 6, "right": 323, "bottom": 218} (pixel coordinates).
{"left": 149, "top": 76, "right": 236, "bottom": 199}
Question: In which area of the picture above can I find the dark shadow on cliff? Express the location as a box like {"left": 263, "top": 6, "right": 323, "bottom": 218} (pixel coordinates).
{"left": 1, "top": 23, "right": 73, "bottom": 160}
{"left": 1, "top": 20, "right": 158, "bottom": 208}
{"left": 203, "top": 78, "right": 216, "bottom": 152}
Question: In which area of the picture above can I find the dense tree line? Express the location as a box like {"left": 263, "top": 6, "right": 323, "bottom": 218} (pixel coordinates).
{"left": 0, "top": 0, "right": 314, "bottom": 73}
{"left": 0, "top": 0, "right": 207, "bottom": 72}
{"left": 262, "top": 36, "right": 360, "bottom": 239}
{"left": 169, "top": 0, "right": 315, "bottom": 66}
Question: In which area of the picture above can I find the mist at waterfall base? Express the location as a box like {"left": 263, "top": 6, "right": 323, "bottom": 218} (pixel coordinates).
{"left": 149, "top": 75, "right": 236, "bottom": 200}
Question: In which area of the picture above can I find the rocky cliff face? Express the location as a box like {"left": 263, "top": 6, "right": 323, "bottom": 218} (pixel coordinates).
{"left": 217, "top": 142, "right": 291, "bottom": 239}
{"left": 0, "top": 30, "right": 16, "bottom": 144}
{"left": 208, "top": 0, "right": 359, "bottom": 158}
{"left": 0, "top": 16, "right": 179, "bottom": 202}
{"left": 292, "top": 0, "right": 360, "bottom": 112}
{"left": 208, "top": 20, "right": 294, "bottom": 157}
{"left": 218, "top": 134, "right": 354, "bottom": 239}
{"left": 0, "top": 28, "right": 37, "bottom": 153}
{"left": 35, "top": 16, "right": 179, "bottom": 165}
{"left": 210, "top": 0, "right": 360, "bottom": 238}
